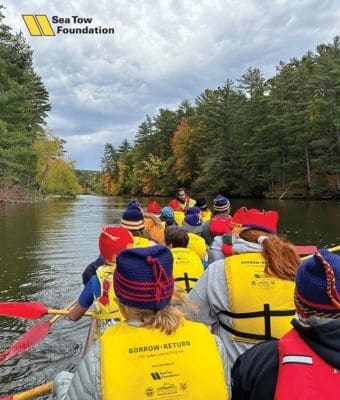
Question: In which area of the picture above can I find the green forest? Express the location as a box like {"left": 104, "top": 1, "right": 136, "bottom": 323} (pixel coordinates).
{"left": 102, "top": 38, "right": 340, "bottom": 199}
{"left": 0, "top": 6, "right": 339, "bottom": 200}
{"left": 0, "top": 7, "right": 81, "bottom": 200}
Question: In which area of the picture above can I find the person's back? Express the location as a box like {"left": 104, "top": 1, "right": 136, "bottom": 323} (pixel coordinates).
{"left": 53, "top": 245, "right": 229, "bottom": 400}
{"left": 232, "top": 248, "right": 340, "bottom": 400}
{"left": 185, "top": 223, "right": 300, "bottom": 382}
{"left": 144, "top": 201, "right": 165, "bottom": 244}
{"left": 195, "top": 197, "right": 212, "bottom": 223}
{"left": 120, "top": 203, "right": 155, "bottom": 247}
{"left": 165, "top": 226, "right": 205, "bottom": 292}
{"left": 68, "top": 226, "right": 134, "bottom": 338}
{"left": 202, "top": 194, "right": 232, "bottom": 246}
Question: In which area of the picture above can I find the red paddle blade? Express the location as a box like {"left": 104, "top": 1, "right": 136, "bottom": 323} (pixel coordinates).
{"left": 0, "top": 320, "right": 51, "bottom": 363}
{"left": 0, "top": 302, "right": 48, "bottom": 319}
{"left": 0, "top": 396, "right": 13, "bottom": 400}
{"left": 295, "top": 245, "right": 317, "bottom": 255}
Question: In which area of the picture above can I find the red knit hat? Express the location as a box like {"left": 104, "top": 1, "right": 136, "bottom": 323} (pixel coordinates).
{"left": 99, "top": 226, "right": 134, "bottom": 263}
{"left": 146, "top": 201, "right": 161, "bottom": 215}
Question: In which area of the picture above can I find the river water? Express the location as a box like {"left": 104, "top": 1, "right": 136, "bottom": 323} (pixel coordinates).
{"left": 0, "top": 195, "right": 339, "bottom": 396}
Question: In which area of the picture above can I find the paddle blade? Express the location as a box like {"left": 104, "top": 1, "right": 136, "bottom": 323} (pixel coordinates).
{"left": 0, "top": 302, "right": 48, "bottom": 319}
{"left": 0, "top": 396, "right": 13, "bottom": 400}
{"left": 0, "top": 320, "right": 51, "bottom": 363}
{"left": 295, "top": 245, "right": 317, "bottom": 255}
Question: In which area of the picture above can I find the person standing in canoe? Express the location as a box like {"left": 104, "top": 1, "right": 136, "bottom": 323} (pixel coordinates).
{"left": 184, "top": 223, "right": 301, "bottom": 394}
{"left": 168, "top": 187, "right": 196, "bottom": 226}
{"left": 53, "top": 245, "right": 229, "bottom": 400}
{"left": 232, "top": 248, "right": 340, "bottom": 400}
{"left": 68, "top": 226, "right": 133, "bottom": 337}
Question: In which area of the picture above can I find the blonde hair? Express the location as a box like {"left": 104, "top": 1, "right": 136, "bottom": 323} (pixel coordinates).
{"left": 239, "top": 228, "right": 300, "bottom": 280}
{"left": 118, "top": 289, "right": 192, "bottom": 335}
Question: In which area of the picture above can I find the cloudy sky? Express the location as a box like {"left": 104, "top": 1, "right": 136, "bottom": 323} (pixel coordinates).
{"left": 2, "top": 0, "right": 339, "bottom": 170}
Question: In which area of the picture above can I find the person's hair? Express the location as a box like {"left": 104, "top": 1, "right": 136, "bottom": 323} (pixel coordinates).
{"left": 165, "top": 226, "right": 189, "bottom": 247}
{"left": 118, "top": 287, "right": 193, "bottom": 335}
{"left": 123, "top": 305, "right": 184, "bottom": 335}
{"left": 239, "top": 228, "right": 300, "bottom": 280}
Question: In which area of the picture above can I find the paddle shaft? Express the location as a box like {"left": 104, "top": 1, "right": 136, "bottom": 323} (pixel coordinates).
{"left": 48, "top": 308, "right": 93, "bottom": 317}
{"left": 12, "top": 382, "right": 53, "bottom": 400}
{"left": 300, "top": 245, "right": 340, "bottom": 261}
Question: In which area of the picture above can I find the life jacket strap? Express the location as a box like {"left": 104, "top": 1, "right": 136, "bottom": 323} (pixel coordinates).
{"left": 175, "top": 273, "right": 199, "bottom": 292}
{"left": 218, "top": 304, "right": 295, "bottom": 341}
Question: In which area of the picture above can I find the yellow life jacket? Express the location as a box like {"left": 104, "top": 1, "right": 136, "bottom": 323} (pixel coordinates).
{"left": 171, "top": 247, "right": 205, "bottom": 293}
{"left": 100, "top": 320, "right": 228, "bottom": 400}
{"left": 173, "top": 210, "right": 185, "bottom": 226}
{"left": 187, "top": 232, "right": 207, "bottom": 261}
{"left": 94, "top": 265, "right": 122, "bottom": 338}
{"left": 133, "top": 236, "right": 151, "bottom": 248}
{"left": 222, "top": 253, "right": 295, "bottom": 343}
{"left": 200, "top": 209, "right": 212, "bottom": 223}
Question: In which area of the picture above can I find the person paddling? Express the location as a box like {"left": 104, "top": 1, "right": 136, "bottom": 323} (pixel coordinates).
{"left": 53, "top": 245, "right": 229, "bottom": 400}
{"left": 68, "top": 226, "right": 133, "bottom": 337}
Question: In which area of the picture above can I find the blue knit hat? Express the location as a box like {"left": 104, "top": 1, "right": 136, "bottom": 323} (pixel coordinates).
{"left": 295, "top": 249, "right": 340, "bottom": 318}
{"left": 114, "top": 245, "right": 174, "bottom": 310}
{"left": 182, "top": 214, "right": 203, "bottom": 234}
{"left": 160, "top": 206, "right": 174, "bottom": 219}
{"left": 186, "top": 206, "right": 201, "bottom": 215}
{"left": 120, "top": 204, "right": 145, "bottom": 231}
{"left": 213, "top": 194, "right": 230, "bottom": 212}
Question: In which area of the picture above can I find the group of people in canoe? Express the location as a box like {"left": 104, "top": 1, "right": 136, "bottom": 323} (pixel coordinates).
{"left": 52, "top": 188, "right": 340, "bottom": 400}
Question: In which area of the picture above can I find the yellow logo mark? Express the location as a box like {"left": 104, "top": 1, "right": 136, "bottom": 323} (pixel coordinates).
{"left": 22, "top": 15, "right": 55, "bottom": 36}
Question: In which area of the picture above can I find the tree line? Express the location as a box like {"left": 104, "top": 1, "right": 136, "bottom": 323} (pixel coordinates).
{"left": 102, "top": 37, "right": 340, "bottom": 199}
{"left": 0, "top": 7, "right": 80, "bottom": 198}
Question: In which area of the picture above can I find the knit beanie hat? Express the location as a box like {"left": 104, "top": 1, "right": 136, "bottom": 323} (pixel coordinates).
{"left": 146, "top": 201, "right": 161, "bottom": 215}
{"left": 160, "top": 206, "right": 174, "bottom": 219}
{"left": 213, "top": 194, "right": 230, "bottom": 212}
{"left": 127, "top": 199, "right": 142, "bottom": 209}
{"left": 114, "top": 245, "right": 174, "bottom": 310}
{"left": 182, "top": 214, "right": 203, "bottom": 234}
{"left": 295, "top": 249, "right": 340, "bottom": 318}
{"left": 99, "top": 226, "right": 134, "bottom": 263}
{"left": 195, "top": 197, "right": 208, "bottom": 210}
{"left": 186, "top": 206, "right": 201, "bottom": 215}
{"left": 120, "top": 204, "right": 145, "bottom": 231}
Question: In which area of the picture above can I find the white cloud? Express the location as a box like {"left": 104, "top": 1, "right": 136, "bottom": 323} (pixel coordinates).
{"left": 2, "top": 0, "right": 339, "bottom": 169}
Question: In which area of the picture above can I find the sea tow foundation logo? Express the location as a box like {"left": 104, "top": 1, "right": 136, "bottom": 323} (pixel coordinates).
{"left": 22, "top": 15, "right": 114, "bottom": 37}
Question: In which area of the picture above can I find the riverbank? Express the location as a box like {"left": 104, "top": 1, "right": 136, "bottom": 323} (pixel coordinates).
{"left": 0, "top": 186, "right": 37, "bottom": 204}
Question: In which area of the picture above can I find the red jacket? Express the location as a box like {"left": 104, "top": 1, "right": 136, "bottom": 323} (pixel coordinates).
{"left": 275, "top": 329, "right": 340, "bottom": 400}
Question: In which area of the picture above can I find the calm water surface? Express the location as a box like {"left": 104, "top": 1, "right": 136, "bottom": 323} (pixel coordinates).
{"left": 0, "top": 195, "right": 339, "bottom": 396}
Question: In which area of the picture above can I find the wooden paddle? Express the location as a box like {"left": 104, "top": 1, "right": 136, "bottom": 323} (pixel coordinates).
{"left": 300, "top": 245, "right": 340, "bottom": 261}
{"left": 0, "top": 302, "right": 93, "bottom": 319}
{"left": 0, "top": 382, "right": 53, "bottom": 400}
{"left": 0, "top": 300, "right": 76, "bottom": 364}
